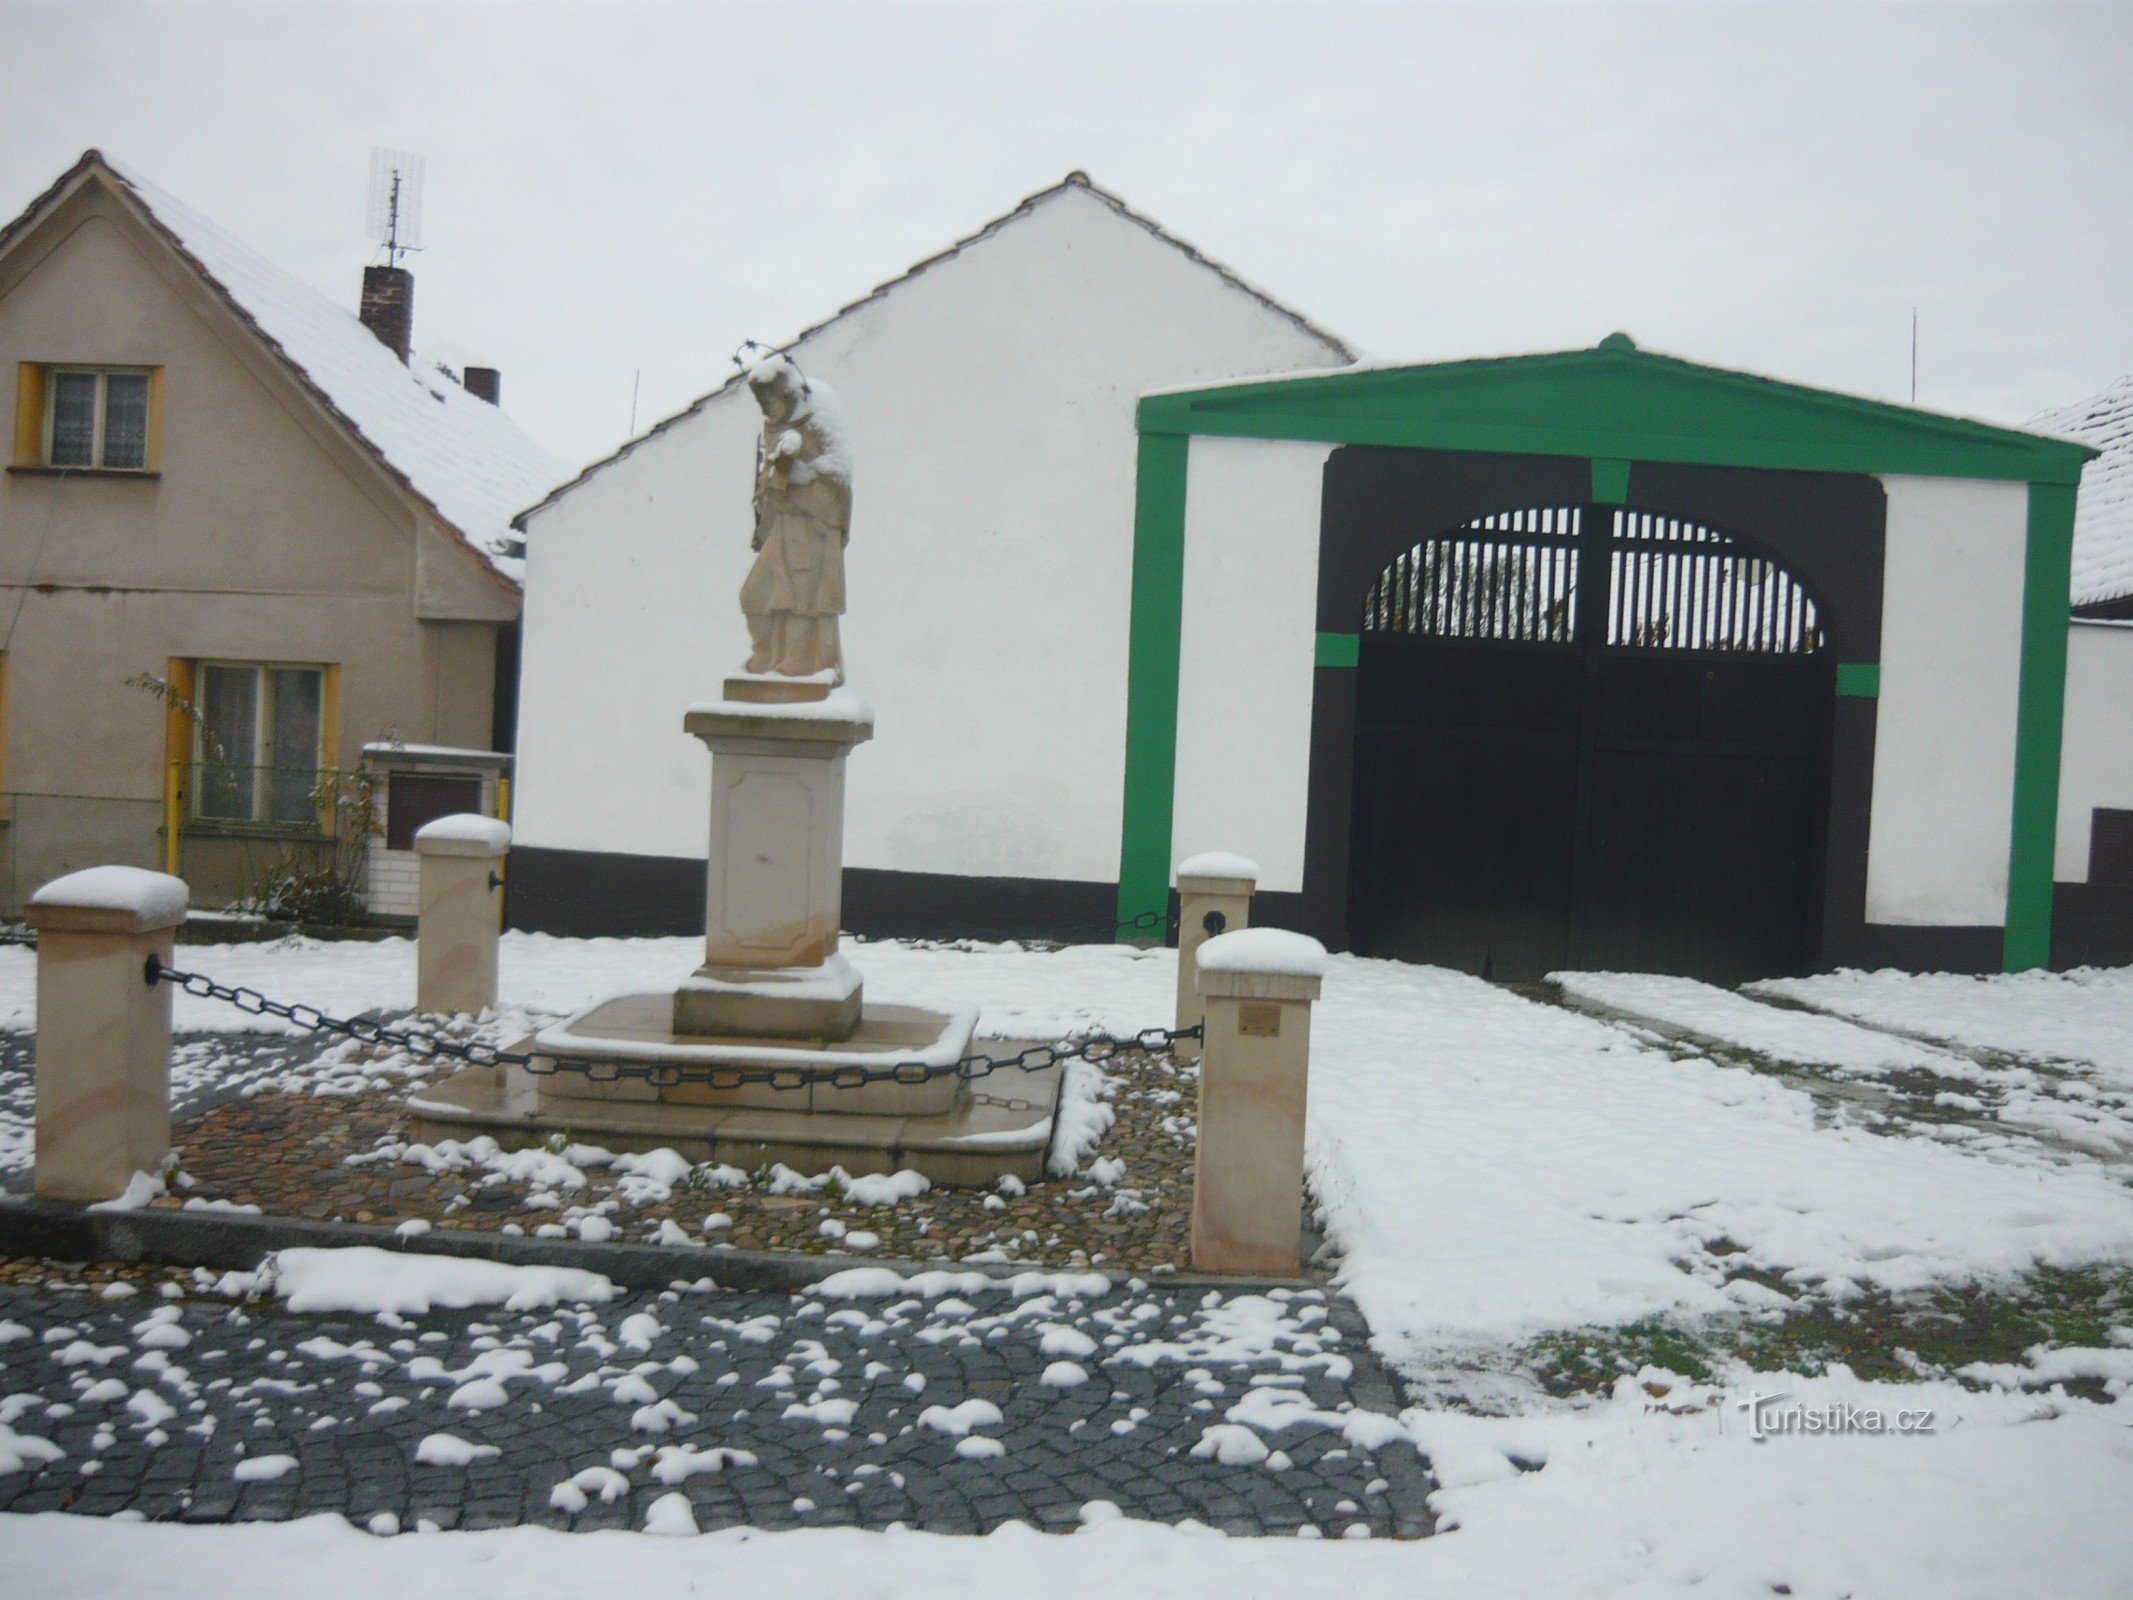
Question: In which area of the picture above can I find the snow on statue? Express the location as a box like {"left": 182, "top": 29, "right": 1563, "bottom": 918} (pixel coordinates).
{"left": 738, "top": 352, "right": 851, "bottom": 681}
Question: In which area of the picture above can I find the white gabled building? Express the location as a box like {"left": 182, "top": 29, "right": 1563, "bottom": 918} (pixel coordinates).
{"left": 508, "top": 172, "right": 1351, "bottom": 936}
{"left": 2035, "top": 376, "right": 2133, "bottom": 964}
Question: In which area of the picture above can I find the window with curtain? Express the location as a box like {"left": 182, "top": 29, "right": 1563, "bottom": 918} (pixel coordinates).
{"left": 45, "top": 367, "right": 152, "bottom": 470}
{"left": 195, "top": 663, "right": 325, "bottom": 826}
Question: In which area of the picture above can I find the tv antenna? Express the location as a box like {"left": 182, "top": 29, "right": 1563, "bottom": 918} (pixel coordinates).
{"left": 365, "top": 148, "right": 425, "bottom": 266}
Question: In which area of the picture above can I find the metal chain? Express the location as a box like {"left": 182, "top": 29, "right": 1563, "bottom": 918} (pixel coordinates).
{"left": 142, "top": 954, "right": 1197, "bottom": 1091}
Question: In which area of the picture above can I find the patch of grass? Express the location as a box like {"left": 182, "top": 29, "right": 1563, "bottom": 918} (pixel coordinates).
{"left": 1530, "top": 1320, "right": 1718, "bottom": 1389}
{"left": 1524, "top": 1266, "right": 2133, "bottom": 1396}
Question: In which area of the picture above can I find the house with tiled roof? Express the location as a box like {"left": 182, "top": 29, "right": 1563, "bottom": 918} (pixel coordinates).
{"left": 2035, "top": 377, "right": 2133, "bottom": 962}
{"left": 2034, "top": 375, "right": 2133, "bottom": 620}
{"left": 0, "top": 150, "right": 562, "bottom": 915}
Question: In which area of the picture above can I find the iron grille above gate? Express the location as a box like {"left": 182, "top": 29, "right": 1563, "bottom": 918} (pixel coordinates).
{"left": 1362, "top": 506, "right": 1824, "bottom": 654}
{"left": 1362, "top": 507, "right": 1580, "bottom": 643}
{"left": 1607, "top": 510, "right": 1822, "bottom": 653}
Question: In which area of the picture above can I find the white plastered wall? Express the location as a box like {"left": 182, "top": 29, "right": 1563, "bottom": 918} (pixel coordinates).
{"left": 512, "top": 185, "right": 1345, "bottom": 883}
{"left": 2056, "top": 620, "right": 2133, "bottom": 882}
{"left": 1170, "top": 437, "right": 1331, "bottom": 893}
{"left": 1864, "top": 476, "right": 2030, "bottom": 925}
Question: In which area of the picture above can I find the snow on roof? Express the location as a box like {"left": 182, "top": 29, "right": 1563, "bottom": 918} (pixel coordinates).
{"left": 2031, "top": 375, "right": 2133, "bottom": 608}
{"left": 81, "top": 155, "right": 561, "bottom": 584}
{"left": 516, "top": 171, "right": 1351, "bottom": 527}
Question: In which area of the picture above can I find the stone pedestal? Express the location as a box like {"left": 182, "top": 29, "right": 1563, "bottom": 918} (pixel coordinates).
{"left": 25, "top": 866, "right": 188, "bottom": 1203}
{"left": 1174, "top": 851, "right": 1258, "bottom": 1039}
{"left": 414, "top": 815, "right": 510, "bottom": 1016}
{"left": 1191, "top": 927, "right": 1328, "bottom": 1278}
{"left": 677, "top": 688, "right": 874, "bottom": 1039}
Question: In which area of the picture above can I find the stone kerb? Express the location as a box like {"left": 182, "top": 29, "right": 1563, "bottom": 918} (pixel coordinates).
{"left": 25, "top": 866, "right": 189, "bottom": 1204}
{"left": 1174, "top": 850, "right": 1258, "bottom": 1038}
{"left": 413, "top": 814, "right": 510, "bottom": 1016}
{"left": 1191, "top": 926, "right": 1328, "bottom": 1278}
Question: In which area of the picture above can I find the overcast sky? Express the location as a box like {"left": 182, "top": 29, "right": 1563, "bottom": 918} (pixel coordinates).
{"left": 3, "top": 1, "right": 2128, "bottom": 473}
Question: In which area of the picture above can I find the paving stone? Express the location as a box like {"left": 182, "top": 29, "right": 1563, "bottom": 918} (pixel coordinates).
{"left": 0, "top": 1272, "right": 1434, "bottom": 1537}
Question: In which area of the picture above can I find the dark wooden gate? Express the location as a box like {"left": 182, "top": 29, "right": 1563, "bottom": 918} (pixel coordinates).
{"left": 1348, "top": 505, "right": 1832, "bottom": 983}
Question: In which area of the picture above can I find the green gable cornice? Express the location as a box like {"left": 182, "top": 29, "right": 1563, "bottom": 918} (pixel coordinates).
{"left": 1137, "top": 341, "right": 2096, "bottom": 486}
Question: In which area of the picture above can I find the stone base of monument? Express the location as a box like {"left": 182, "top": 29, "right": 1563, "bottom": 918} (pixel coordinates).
{"left": 408, "top": 1017, "right": 1061, "bottom": 1188}
{"left": 409, "top": 681, "right": 1044, "bottom": 1184}
{"left": 673, "top": 953, "right": 865, "bottom": 1041}
{"left": 541, "top": 991, "right": 976, "bottom": 1116}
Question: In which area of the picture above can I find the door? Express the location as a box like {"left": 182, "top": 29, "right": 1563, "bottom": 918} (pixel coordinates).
{"left": 1347, "top": 504, "right": 1831, "bottom": 983}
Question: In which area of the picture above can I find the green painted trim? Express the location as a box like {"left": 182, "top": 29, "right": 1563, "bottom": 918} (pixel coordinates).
{"left": 1116, "top": 432, "right": 1190, "bottom": 931}
{"left": 1591, "top": 458, "right": 1631, "bottom": 505}
{"left": 2002, "top": 482, "right": 2077, "bottom": 972}
{"left": 1835, "top": 663, "right": 1880, "bottom": 698}
{"left": 1137, "top": 344, "right": 2094, "bottom": 486}
{"left": 1315, "top": 631, "right": 1360, "bottom": 668}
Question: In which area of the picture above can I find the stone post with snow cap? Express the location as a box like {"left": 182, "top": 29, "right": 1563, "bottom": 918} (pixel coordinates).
{"left": 25, "top": 866, "right": 188, "bottom": 1203}
{"left": 414, "top": 814, "right": 511, "bottom": 1016}
{"left": 1191, "top": 926, "right": 1328, "bottom": 1277}
{"left": 1174, "top": 851, "right": 1257, "bottom": 1039}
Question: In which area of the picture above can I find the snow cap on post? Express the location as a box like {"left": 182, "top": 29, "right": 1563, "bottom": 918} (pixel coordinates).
{"left": 412, "top": 814, "right": 512, "bottom": 858}
{"left": 1196, "top": 927, "right": 1328, "bottom": 1004}
{"left": 27, "top": 866, "right": 189, "bottom": 934}
{"left": 1177, "top": 850, "right": 1260, "bottom": 892}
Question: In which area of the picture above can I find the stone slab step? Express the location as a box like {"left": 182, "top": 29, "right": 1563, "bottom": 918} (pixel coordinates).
{"left": 408, "top": 1039, "right": 1061, "bottom": 1187}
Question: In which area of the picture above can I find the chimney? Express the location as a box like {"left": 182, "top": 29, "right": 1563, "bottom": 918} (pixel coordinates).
{"left": 359, "top": 264, "right": 413, "bottom": 362}
{"left": 463, "top": 366, "right": 501, "bottom": 405}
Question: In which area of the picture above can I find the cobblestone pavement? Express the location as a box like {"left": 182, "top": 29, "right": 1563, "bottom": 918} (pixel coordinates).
{"left": 0, "top": 1031, "right": 335, "bottom": 1192}
{"left": 0, "top": 1271, "right": 1434, "bottom": 1538}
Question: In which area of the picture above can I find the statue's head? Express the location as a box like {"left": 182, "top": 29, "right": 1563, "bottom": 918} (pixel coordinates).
{"left": 745, "top": 353, "right": 805, "bottom": 427}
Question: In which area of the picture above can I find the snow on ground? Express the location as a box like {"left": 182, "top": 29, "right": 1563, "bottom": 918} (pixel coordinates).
{"left": 4, "top": 1364, "right": 2129, "bottom": 1600}
{"left": 4, "top": 937, "right": 2132, "bottom": 1379}
{"left": 1557, "top": 969, "right": 2133, "bottom": 1161}
{"left": 4, "top": 938, "right": 2133, "bottom": 1590}
{"left": 1551, "top": 970, "right": 1975, "bottom": 1079}
{"left": 0, "top": 932, "right": 1176, "bottom": 1041}
{"left": 267, "top": 1247, "right": 615, "bottom": 1316}
{"left": 1304, "top": 957, "right": 2133, "bottom": 1373}
{"left": 1754, "top": 965, "right": 2133, "bottom": 1087}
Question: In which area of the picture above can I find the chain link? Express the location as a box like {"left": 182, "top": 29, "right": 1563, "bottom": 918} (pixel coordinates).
{"left": 142, "top": 954, "right": 1198, "bottom": 1090}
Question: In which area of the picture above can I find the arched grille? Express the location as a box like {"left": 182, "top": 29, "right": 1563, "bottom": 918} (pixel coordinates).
{"left": 1362, "top": 507, "right": 1579, "bottom": 643}
{"left": 1361, "top": 507, "right": 1823, "bottom": 654}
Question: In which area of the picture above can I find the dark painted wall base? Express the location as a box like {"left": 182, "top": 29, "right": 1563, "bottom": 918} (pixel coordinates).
{"left": 843, "top": 869, "right": 1117, "bottom": 943}
{"left": 505, "top": 844, "right": 2090, "bottom": 975}
{"left": 507, "top": 846, "right": 1158, "bottom": 944}
{"left": 2054, "top": 882, "right": 2133, "bottom": 969}
{"left": 1825, "top": 922, "right": 2004, "bottom": 976}
{"left": 507, "top": 846, "right": 704, "bottom": 937}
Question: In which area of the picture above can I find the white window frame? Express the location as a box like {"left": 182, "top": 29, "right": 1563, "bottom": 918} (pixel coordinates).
{"left": 191, "top": 661, "right": 327, "bottom": 827}
{"left": 43, "top": 365, "right": 154, "bottom": 471}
